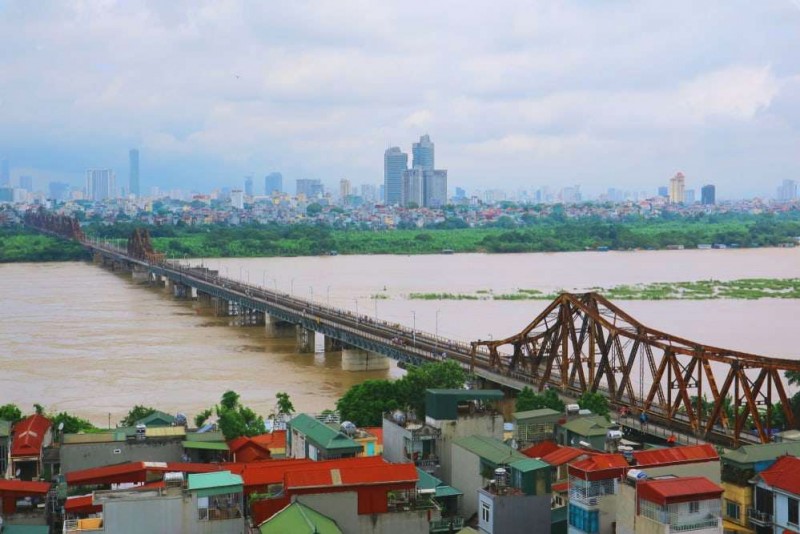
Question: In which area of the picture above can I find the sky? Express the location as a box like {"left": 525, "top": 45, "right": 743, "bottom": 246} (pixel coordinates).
{"left": 0, "top": 0, "right": 799, "bottom": 198}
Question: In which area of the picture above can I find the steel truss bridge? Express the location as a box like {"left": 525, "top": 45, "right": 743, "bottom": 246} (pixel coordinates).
{"left": 25, "top": 210, "right": 800, "bottom": 446}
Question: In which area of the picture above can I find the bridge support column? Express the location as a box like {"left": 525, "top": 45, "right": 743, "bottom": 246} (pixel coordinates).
{"left": 196, "top": 291, "right": 212, "bottom": 306}
{"left": 236, "top": 308, "right": 265, "bottom": 327}
{"left": 296, "top": 327, "right": 315, "bottom": 353}
{"left": 324, "top": 336, "right": 343, "bottom": 352}
{"left": 341, "top": 346, "right": 390, "bottom": 371}
{"left": 264, "top": 316, "right": 295, "bottom": 337}
{"left": 131, "top": 266, "right": 149, "bottom": 284}
{"left": 211, "top": 297, "right": 230, "bottom": 316}
{"left": 172, "top": 282, "right": 190, "bottom": 299}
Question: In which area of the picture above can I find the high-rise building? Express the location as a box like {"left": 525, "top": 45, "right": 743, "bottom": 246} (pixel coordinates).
{"left": 49, "top": 182, "right": 70, "bottom": 201}
{"left": 684, "top": 189, "right": 695, "bottom": 204}
{"left": 423, "top": 170, "right": 447, "bottom": 208}
{"left": 129, "top": 149, "right": 140, "bottom": 197}
{"left": 401, "top": 169, "right": 424, "bottom": 207}
{"left": 244, "top": 176, "right": 254, "bottom": 197}
{"left": 360, "top": 184, "right": 377, "bottom": 203}
{"left": 265, "top": 172, "right": 283, "bottom": 195}
{"left": 412, "top": 134, "right": 434, "bottom": 170}
{"left": 668, "top": 172, "right": 685, "bottom": 204}
{"left": 455, "top": 187, "right": 466, "bottom": 200}
{"left": 231, "top": 189, "right": 244, "bottom": 209}
{"left": 19, "top": 175, "right": 33, "bottom": 192}
{"left": 701, "top": 184, "right": 716, "bottom": 205}
{"left": 296, "top": 179, "right": 324, "bottom": 199}
{"left": 777, "top": 179, "right": 797, "bottom": 201}
{"left": 384, "top": 147, "right": 408, "bottom": 205}
{"left": 339, "top": 179, "right": 351, "bottom": 200}
{"left": 657, "top": 186, "right": 668, "bottom": 197}
{"left": 86, "top": 169, "right": 116, "bottom": 201}
{"left": 0, "top": 159, "right": 9, "bottom": 186}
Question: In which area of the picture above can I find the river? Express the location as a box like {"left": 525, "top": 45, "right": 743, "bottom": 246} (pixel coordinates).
{"left": 1, "top": 247, "right": 798, "bottom": 426}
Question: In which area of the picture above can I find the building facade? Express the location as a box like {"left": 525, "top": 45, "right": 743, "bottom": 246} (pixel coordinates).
{"left": 669, "top": 172, "right": 685, "bottom": 204}
{"left": 295, "top": 179, "right": 324, "bottom": 200}
{"left": 86, "top": 169, "right": 116, "bottom": 201}
{"left": 701, "top": 184, "right": 716, "bottom": 205}
{"left": 384, "top": 147, "right": 408, "bottom": 205}
{"left": 264, "top": 172, "right": 283, "bottom": 195}
{"left": 412, "top": 134, "right": 434, "bottom": 170}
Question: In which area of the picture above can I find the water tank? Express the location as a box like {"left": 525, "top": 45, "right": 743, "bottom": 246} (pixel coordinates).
{"left": 627, "top": 469, "right": 648, "bottom": 482}
{"left": 607, "top": 430, "right": 623, "bottom": 440}
{"left": 340, "top": 421, "right": 357, "bottom": 437}
{"left": 494, "top": 468, "right": 508, "bottom": 488}
{"left": 135, "top": 424, "right": 146, "bottom": 441}
{"left": 392, "top": 410, "right": 406, "bottom": 426}
{"left": 164, "top": 472, "right": 184, "bottom": 487}
{"left": 175, "top": 413, "right": 187, "bottom": 426}
{"left": 566, "top": 404, "right": 580, "bottom": 415}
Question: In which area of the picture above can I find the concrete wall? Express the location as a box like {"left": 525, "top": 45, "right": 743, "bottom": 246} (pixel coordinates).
{"left": 381, "top": 419, "right": 412, "bottom": 465}
{"left": 60, "top": 439, "right": 184, "bottom": 473}
{"left": 449, "top": 444, "right": 484, "bottom": 518}
{"left": 477, "top": 490, "right": 550, "bottom": 534}
{"left": 432, "top": 414, "right": 504, "bottom": 487}
{"left": 639, "top": 461, "right": 721, "bottom": 484}
{"left": 296, "top": 492, "right": 431, "bottom": 534}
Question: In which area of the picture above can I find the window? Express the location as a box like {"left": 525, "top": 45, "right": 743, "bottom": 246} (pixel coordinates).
{"left": 789, "top": 497, "right": 799, "bottom": 526}
{"left": 689, "top": 501, "right": 700, "bottom": 514}
{"left": 725, "top": 500, "right": 740, "bottom": 521}
{"left": 197, "top": 492, "right": 242, "bottom": 521}
{"left": 481, "top": 502, "right": 491, "bottom": 524}
{"left": 569, "top": 504, "right": 600, "bottom": 533}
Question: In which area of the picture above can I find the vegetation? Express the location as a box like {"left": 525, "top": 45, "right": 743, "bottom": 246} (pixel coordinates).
{"left": 515, "top": 387, "right": 565, "bottom": 413}
{"left": 194, "top": 408, "right": 213, "bottom": 428}
{"left": 336, "top": 360, "right": 468, "bottom": 426}
{"left": 212, "top": 390, "right": 265, "bottom": 440}
{"left": 275, "top": 392, "right": 295, "bottom": 416}
{"left": 50, "top": 411, "right": 97, "bottom": 437}
{"left": 0, "top": 227, "right": 87, "bottom": 262}
{"left": 120, "top": 405, "right": 157, "bottom": 427}
{"left": 0, "top": 403, "right": 23, "bottom": 423}
{"left": 577, "top": 391, "right": 610, "bottom": 417}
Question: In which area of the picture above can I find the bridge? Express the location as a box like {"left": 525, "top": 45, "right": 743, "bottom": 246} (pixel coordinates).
{"left": 24, "top": 210, "right": 800, "bottom": 447}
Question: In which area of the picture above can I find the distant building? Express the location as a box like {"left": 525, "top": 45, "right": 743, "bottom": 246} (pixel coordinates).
{"left": 296, "top": 179, "right": 324, "bottom": 199}
{"left": 402, "top": 168, "right": 424, "bottom": 207}
{"left": 412, "top": 134, "right": 435, "bottom": 170}
{"left": 684, "top": 189, "right": 695, "bottom": 204}
{"left": 244, "top": 176, "right": 254, "bottom": 197}
{"left": 384, "top": 146, "right": 408, "bottom": 205}
{"left": 0, "top": 158, "right": 9, "bottom": 186}
{"left": 424, "top": 169, "right": 448, "bottom": 208}
{"left": 455, "top": 187, "right": 466, "bottom": 200}
{"left": 231, "top": 189, "right": 244, "bottom": 209}
{"left": 657, "top": 186, "right": 668, "bottom": 197}
{"left": 86, "top": 169, "right": 116, "bottom": 201}
{"left": 339, "top": 178, "right": 351, "bottom": 200}
{"left": 360, "top": 184, "right": 378, "bottom": 203}
{"left": 129, "top": 149, "right": 140, "bottom": 197}
{"left": 669, "top": 172, "right": 685, "bottom": 204}
{"left": 265, "top": 172, "right": 283, "bottom": 195}
{"left": 19, "top": 175, "right": 33, "bottom": 192}
{"left": 701, "top": 184, "right": 716, "bottom": 205}
{"left": 777, "top": 179, "right": 797, "bottom": 201}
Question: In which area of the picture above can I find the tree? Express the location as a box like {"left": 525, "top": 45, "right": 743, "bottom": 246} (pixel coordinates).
{"left": 577, "top": 391, "right": 610, "bottom": 417}
{"left": 50, "top": 411, "right": 96, "bottom": 438}
{"left": 515, "top": 387, "right": 539, "bottom": 412}
{"left": 194, "top": 408, "right": 213, "bottom": 428}
{"left": 336, "top": 380, "right": 400, "bottom": 427}
{"left": 306, "top": 203, "right": 323, "bottom": 217}
{"left": 275, "top": 392, "right": 295, "bottom": 416}
{"left": 120, "top": 405, "right": 157, "bottom": 427}
{"left": 515, "top": 387, "right": 565, "bottom": 413}
{"left": 34, "top": 403, "right": 45, "bottom": 415}
{"left": 214, "top": 391, "right": 265, "bottom": 440}
{"left": 0, "top": 403, "right": 23, "bottom": 423}
{"left": 220, "top": 390, "right": 240, "bottom": 412}
{"left": 396, "top": 360, "right": 467, "bottom": 419}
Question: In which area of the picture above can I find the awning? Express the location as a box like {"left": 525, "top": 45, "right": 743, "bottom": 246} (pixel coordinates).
{"left": 181, "top": 441, "right": 229, "bottom": 451}
{"left": 434, "top": 485, "right": 463, "bottom": 498}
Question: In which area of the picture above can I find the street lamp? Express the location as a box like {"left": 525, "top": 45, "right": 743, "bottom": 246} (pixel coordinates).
{"left": 435, "top": 309, "right": 441, "bottom": 353}
{"left": 373, "top": 295, "right": 378, "bottom": 319}
{"left": 327, "top": 286, "right": 331, "bottom": 306}
{"left": 354, "top": 298, "right": 359, "bottom": 317}
{"left": 411, "top": 310, "right": 416, "bottom": 348}
{"left": 291, "top": 278, "right": 295, "bottom": 296}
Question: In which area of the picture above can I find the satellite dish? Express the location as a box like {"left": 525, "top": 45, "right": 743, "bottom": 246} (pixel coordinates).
{"left": 15, "top": 468, "right": 22, "bottom": 478}
{"left": 58, "top": 422, "right": 64, "bottom": 431}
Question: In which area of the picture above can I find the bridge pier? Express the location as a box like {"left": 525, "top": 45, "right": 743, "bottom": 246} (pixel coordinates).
{"left": 264, "top": 316, "right": 295, "bottom": 338}
{"left": 131, "top": 266, "right": 149, "bottom": 284}
{"left": 324, "top": 336, "right": 343, "bottom": 352}
{"left": 235, "top": 308, "right": 265, "bottom": 327}
{"left": 341, "top": 346, "right": 390, "bottom": 371}
{"left": 172, "top": 282, "right": 190, "bottom": 299}
{"left": 196, "top": 291, "right": 212, "bottom": 306}
{"left": 296, "top": 327, "right": 316, "bottom": 353}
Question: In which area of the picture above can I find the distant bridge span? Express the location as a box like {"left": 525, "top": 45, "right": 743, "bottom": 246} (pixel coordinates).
{"left": 24, "top": 210, "right": 800, "bottom": 446}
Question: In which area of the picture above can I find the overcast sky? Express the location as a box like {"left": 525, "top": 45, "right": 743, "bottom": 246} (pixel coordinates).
{"left": 0, "top": 0, "right": 799, "bottom": 198}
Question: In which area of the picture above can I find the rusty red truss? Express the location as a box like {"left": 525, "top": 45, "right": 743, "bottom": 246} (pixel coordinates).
{"left": 470, "top": 292, "right": 800, "bottom": 446}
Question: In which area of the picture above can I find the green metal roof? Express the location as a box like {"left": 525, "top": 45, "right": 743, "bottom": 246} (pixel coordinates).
{"left": 452, "top": 435, "right": 527, "bottom": 465}
{"left": 425, "top": 389, "right": 504, "bottom": 420}
{"left": 722, "top": 441, "right": 800, "bottom": 466}
{"left": 259, "top": 502, "right": 342, "bottom": 534}
{"left": 416, "top": 468, "right": 443, "bottom": 492}
{"left": 1, "top": 526, "right": 51, "bottom": 534}
{"left": 426, "top": 389, "right": 505, "bottom": 399}
{"left": 136, "top": 410, "right": 176, "bottom": 427}
{"left": 510, "top": 458, "right": 550, "bottom": 473}
{"left": 435, "top": 485, "right": 464, "bottom": 498}
{"left": 0, "top": 419, "right": 12, "bottom": 438}
{"left": 512, "top": 408, "right": 562, "bottom": 422}
{"left": 187, "top": 471, "right": 243, "bottom": 497}
{"left": 559, "top": 415, "right": 614, "bottom": 437}
{"left": 185, "top": 431, "right": 226, "bottom": 442}
{"left": 289, "top": 414, "right": 360, "bottom": 451}
{"left": 181, "top": 440, "right": 229, "bottom": 451}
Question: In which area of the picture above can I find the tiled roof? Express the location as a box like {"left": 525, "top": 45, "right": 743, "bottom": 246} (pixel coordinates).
{"left": 756, "top": 455, "right": 800, "bottom": 496}
{"left": 11, "top": 414, "right": 51, "bottom": 457}
{"left": 453, "top": 435, "right": 528, "bottom": 465}
{"left": 638, "top": 477, "right": 723, "bottom": 505}
{"left": 633, "top": 444, "right": 719, "bottom": 467}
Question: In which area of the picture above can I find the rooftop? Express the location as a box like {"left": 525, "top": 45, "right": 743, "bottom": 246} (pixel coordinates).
{"left": 512, "top": 408, "right": 562, "bottom": 421}
{"left": 452, "top": 435, "right": 528, "bottom": 465}
{"left": 425, "top": 389, "right": 504, "bottom": 420}
{"left": 521, "top": 440, "right": 560, "bottom": 458}
{"left": 558, "top": 415, "right": 614, "bottom": 437}
{"left": 509, "top": 458, "right": 550, "bottom": 473}
{"left": 10, "top": 414, "right": 51, "bottom": 457}
{"left": 541, "top": 446, "right": 592, "bottom": 466}
{"left": 722, "top": 441, "right": 800, "bottom": 466}
{"left": 755, "top": 455, "right": 800, "bottom": 495}
{"left": 187, "top": 470, "right": 243, "bottom": 493}
{"left": 285, "top": 461, "right": 418, "bottom": 490}
{"left": 289, "top": 414, "right": 360, "bottom": 451}
{"left": 569, "top": 454, "right": 629, "bottom": 480}
{"left": 638, "top": 477, "right": 723, "bottom": 505}
{"left": 633, "top": 444, "right": 718, "bottom": 467}
{"left": 258, "top": 502, "right": 342, "bottom": 534}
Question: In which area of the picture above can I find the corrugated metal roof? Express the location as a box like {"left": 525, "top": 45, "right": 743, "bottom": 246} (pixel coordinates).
{"left": 187, "top": 470, "right": 243, "bottom": 492}
{"left": 568, "top": 454, "right": 629, "bottom": 480}
{"left": 182, "top": 440, "right": 229, "bottom": 451}
{"left": 512, "top": 408, "right": 562, "bottom": 421}
{"left": 136, "top": 410, "right": 176, "bottom": 427}
{"left": 633, "top": 444, "right": 718, "bottom": 467}
{"left": 251, "top": 430, "right": 287, "bottom": 450}
{"left": 552, "top": 481, "right": 569, "bottom": 493}
{"left": 435, "top": 485, "right": 463, "bottom": 498}
{"left": 510, "top": 458, "right": 550, "bottom": 473}
{"left": 541, "top": 447, "right": 591, "bottom": 466}
{"left": 416, "top": 468, "right": 443, "bottom": 492}
{"left": 10, "top": 414, "right": 51, "bottom": 457}
{"left": 558, "top": 415, "right": 613, "bottom": 437}
{"left": 638, "top": 477, "right": 722, "bottom": 505}
{"left": 426, "top": 389, "right": 504, "bottom": 399}
{"left": 521, "top": 440, "right": 560, "bottom": 459}
{"left": 755, "top": 455, "right": 800, "bottom": 495}
{"left": 64, "top": 494, "right": 102, "bottom": 514}
{"left": 185, "top": 431, "right": 226, "bottom": 442}
{"left": 286, "top": 462, "right": 418, "bottom": 490}
{"left": 258, "top": 502, "right": 343, "bottom": 534}
{"left": 0, "top": 479, "right": 52, "bottom": 495}
{"left": 722, "top": 441, "right": 800, "bottom": 466}
{"left": 144, "top": 426, "right": 186, "bottom": 438}
{"left": 452, "top": 435, "right": 528, "bottom": 465}
{"left": 288, "top": 414, "right": 360, "bottom": 451}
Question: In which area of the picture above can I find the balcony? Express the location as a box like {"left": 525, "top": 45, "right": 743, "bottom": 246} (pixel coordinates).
{"left": 63, "top": 518, "right": 104, "bottom": 533}
{"left": 747, "top": 508, "right": 773, "bottom": 527}
{"left": 669, "top": 515, "right": 720, "bottom": 533}
{"left": 430, "top": 517, "right": 465, "bottom": 532}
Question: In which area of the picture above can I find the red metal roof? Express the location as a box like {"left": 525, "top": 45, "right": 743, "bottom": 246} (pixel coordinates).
{"left": 542, "top": 447, "right": 591, "bottom": 466}
{"left": 362, "top": 427, "right": 383, "bottom": 445}
{"left": 286, "top": 461, "right": 418, "bottom": 490}
{"left": 65, "top": 494, "right": 102, "bottom": 514}
{"left": 633, "top": 444, "right": 719, "bottom": 468}
{"left": 66, "top": 461, "right": 222, "bottom": 485}
{"left": 638, "top": 477, "right": 723, "bottom": 506}
{"left": 552, "top": 481, "right": 569, "bottom": 493}
{"left": 521, "top": 440, "right": 560, "bottom": 459}
{"left": 0, "top": 479, "right": 52, "bottom": 495}
{"left": 10, "top": 414, "right": 51, "bottom": 457}
{"left": 251, "top": 430, "right": 287, "bottom": 450}
{"left": 568, "top": 454, "right": 629, "bottom": 481}
{"left": 757, "top": 455, "right": 800, "bottom": 496}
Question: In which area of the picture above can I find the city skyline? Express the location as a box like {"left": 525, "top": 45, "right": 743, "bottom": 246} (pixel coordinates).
{"left": 0, "top": 2, "right": 798, "bottom": 197}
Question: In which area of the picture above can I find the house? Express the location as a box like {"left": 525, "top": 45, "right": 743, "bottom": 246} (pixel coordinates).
{"left": 181, "top": 431, "right": 229, "bottom": 463}
{"left": 567, "top": 453, "right": 629, "bottom": 534}
{"left": 513, "top": 408, "right": 562, "bottom": 448}
{"left": 10, "top": 414, "right": 52, "bottom": 480}
{"left": 616, "top": 476, "right": 723, "bottom": 534}
{"left": 0, "top": 479, "right": 52, "bottom": 528}
{"left": 64, "top": 470, "right": 246, "bottom": 533}
{"left": 258, "top": 501, "right": 342, "bottom": 533}
{"left": 228, "top": 436, "right": 271, "bottom": 463}
{"left": 555, "top": 415, "right": 615, "bottom": 451}
{"left": 416, "top": 468, "right": 464, "bottom": 532}
{"left": 748, "top": 454, "right": 800, "bottom": 534}
{"left": 382, "top": 389, "right": 504, "bottom": 481}
{"left": 287, "top": 414, "right": 361, "bottom": 460}
{"left": 450, "top": 435, "right": 529, "bottom": 518}
{"left": 720, "top": 442, "right": 800, "bottom": 534}
{"left": 477, "top": 458, "right": 552, "bottom": 534}
{"left": 251, "top": 430, "right": 287, "bottom": 458}
{"left": 135, "top": 410, "right": 177, "bottom": 427}
{"left": 0, "top": 419, "right": 10, "bottom": 477}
